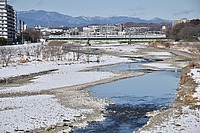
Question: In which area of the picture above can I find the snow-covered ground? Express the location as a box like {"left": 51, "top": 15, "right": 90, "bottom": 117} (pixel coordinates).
{"left": 92, "top": 43, "right": 146, "bottom": 53}
{"left": 0, "top": 95, "right": 91, "bottom": 133}
{"left": 141, "top": 62, "right": 176, "bottom": 69}
{"left": 0, "top": 55, "right": 129, "bottom": 93}
{"left": 0, "top": 43, "right": 134, "bottom": 132}
{"left": 190, "top": 68, "right": 200, "bottom": 101}
{"left": 1, "top": 42, "right": 198, "bottom": 133}
{"left": 138, "top": 106, "right": 200, "bottom": 133}
{"left": 146, "top": 52, "right": 172, "bottom": 56}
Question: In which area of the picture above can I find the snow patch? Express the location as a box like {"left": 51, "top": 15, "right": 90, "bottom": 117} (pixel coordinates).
{"left": 0, "top": 95, "right": 91, "bottom": 133}
{"left": 147, "top": 52, "right": 172, "bottom": 56}
{"left": 190, "top": 69, "right": 200, "bottom": 100}
{"left": 141, "top": 62, "right": 176, "bottom": 69}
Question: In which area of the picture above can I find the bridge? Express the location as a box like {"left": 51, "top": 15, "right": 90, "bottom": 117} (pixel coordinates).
{"left": 48, "top": 34, "right": 168, "bottom": 42}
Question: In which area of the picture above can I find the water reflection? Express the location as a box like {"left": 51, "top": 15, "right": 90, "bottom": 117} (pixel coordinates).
{"left": 99, "top": 62, "right": 147, "bottom": 71}
{"left": 92, "top": 70, "right": 181, "bottom": 105}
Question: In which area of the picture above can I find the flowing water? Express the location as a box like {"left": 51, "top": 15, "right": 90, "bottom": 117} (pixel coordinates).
{"left": 74, "top": 62, "right": 181, "bottom": 133}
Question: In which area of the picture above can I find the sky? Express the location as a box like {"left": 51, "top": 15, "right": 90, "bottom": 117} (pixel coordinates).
{"left": 8, "top": 0, "right": 200, "bottom": 20}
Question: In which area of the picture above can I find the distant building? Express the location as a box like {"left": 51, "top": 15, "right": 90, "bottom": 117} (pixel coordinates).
{"left": 0, "top": 0, "right": 16, "bottom": 41}
{"left": 34, "top": 25, "right": 65, "bottom": 39}
{"left": 82, "top": 24, "right": 123, "bottom": 36}
{"left": 172, "top": 20, "right": 190, "bottom": 27}
{"left": 124, "top": 27, "right": 149, "bottom": 35}
{"left": 66, "top": 27, "right": 79, "bottom": 35}
{"left": 161, "top": 25, "right": 167, "bottom": 34}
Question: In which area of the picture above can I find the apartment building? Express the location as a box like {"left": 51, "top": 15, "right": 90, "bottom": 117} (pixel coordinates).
{"left": 82, "top": 24, "right": 123, "bottom": 36}
{"left": 172, "top": 19, "right": 190, "bottom": 27}
{"left": 0, "top": 0, "right": 16, "bottom": 41}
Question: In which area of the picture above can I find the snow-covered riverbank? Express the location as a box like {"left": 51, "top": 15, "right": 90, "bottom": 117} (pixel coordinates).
{"left": 135, "top": 62, "right": 200, "bottom": 133}
{"left": 0, "top": 42, "right": 198, "bottom": 133}
{"left": 1, "top": 42, "right": 144, "bottom": 132}
{"left": 0, "top": 54, "right": 131, "bottom": 132}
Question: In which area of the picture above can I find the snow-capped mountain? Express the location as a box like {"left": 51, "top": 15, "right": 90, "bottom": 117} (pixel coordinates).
{"left": 17, "top": 10, "right": 171, "bottom": 28}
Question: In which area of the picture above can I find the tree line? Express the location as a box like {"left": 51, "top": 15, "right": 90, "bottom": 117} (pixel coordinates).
{"left": 0, "top": 28, "right": 40, "bottom": 46}
{"left": 0, "top": 41, "right": 100, "bottom": 67}
{"left": 167, "top": 19, "right": 200, "bottom": 42}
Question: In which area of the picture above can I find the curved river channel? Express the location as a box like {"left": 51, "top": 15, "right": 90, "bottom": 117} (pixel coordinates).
{"left": 74, "top": 62, "right": 181, "bottom": 133}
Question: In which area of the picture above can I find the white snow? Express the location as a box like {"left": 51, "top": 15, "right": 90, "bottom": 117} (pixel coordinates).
{"left": 3, "top": 42, "right": 198, "bottom": 133}
{"left": 139, "top": 106, "right": 200, "bottom": 133}
{"left": 0, "top": 43, "right": 133, "bottom": 132}
{"left": 141, "top": 62, "right": 176, "bottom": 69}
{"left": 0, "top": 95, "right": 91, "bottom": 133}
{"left": 0, "top": 61, "right": 57, "bottom": 80}
{"left": 190, "top": 69, "right": 200, "bottom": 100}
{"left": 147, "top": 52, "right": 172, "bottom": 56}
{"left": 92, "top": 43, "right": 146, "bottom": 53}
{"left": 0, "top": 55, "right": 128, "bottom": 93}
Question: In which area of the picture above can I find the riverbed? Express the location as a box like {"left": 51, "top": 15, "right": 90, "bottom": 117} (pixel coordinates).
{"left": 74, "top": 62, "right": 181, "bottom": 133}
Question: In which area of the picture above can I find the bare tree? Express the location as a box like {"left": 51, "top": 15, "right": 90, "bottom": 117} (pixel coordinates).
{"left": 17, "top": 46, "right": 23, "bottom": 57}
{"left": 96, "top": 55, "right": 100, "bottom": 63}
{"left": 0, "top": 47, "right": 13, "bottom": 67}
{"left": 86, "top": 54, "right": 91, "bottom": 63}
{"left": 24, "top": 46, "right": 32, "bottom": 56}
{"left": 33, "top": 45, "right": 44, "bottom": 59}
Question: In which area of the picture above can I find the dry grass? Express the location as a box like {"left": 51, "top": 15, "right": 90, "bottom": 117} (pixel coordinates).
{"left": 19, "top": 59, "right": 29, "bottom": 64}
{"left": 48, "top": 41, "right": 65, "bottom": 46}
{"left": 183, "top": 95, "right": 198, "bottom": 105}
{"left": 176, "top": 61, "right": 200, "bottom": 109}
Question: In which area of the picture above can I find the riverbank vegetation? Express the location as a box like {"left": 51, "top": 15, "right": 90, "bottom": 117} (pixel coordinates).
{"left": 167, "top": 19, "right": 200, "bottom": 42}
{"left": 0, "top": 37, "right": 13, "bottom": 46}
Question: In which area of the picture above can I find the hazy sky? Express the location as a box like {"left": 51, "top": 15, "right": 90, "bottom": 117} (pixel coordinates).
{"left": 8, "top": 0, "right": 200, "bottom": 20}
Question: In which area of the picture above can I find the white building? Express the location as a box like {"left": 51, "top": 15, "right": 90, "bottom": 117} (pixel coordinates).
{"left": 125, "top": 27, "right": 149, "bottom": 35}
{"left": 82, "top": 24, "right": 123, "bottom": 36}
{"left": 172, "top": 20, "right": 190, "bottom": 27}
{"left": 0, "top": 0, "right": 16, "bottom": 41}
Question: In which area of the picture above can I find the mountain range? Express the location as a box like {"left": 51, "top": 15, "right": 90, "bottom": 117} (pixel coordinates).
{"left": 17, "top": 10, "right": 172, "bottom": 28}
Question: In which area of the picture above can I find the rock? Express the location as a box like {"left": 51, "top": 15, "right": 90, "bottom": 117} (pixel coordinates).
{"left": 14, "top": 129, "right": 24, "bottom": 132}
{"left": 68, "top": 125, "right": 73, "bottom": 128}
{"left": 63, "top": 123, "right": 68, "bottom": 127}
{"left": 45, "top": 126, "right": 52, "bottom": 131}
{"left": 63, "top": 119, "right": 71, "bottom": 122}
{"left": 57, "top": 127, "right": 72, "bottom": 133}
{"left": 175, "top": 123, "right": 181, "bottom": 126}
{"left": 51, "top": 125, "right": 56, "bottom": 129}
{"left": 45, "top": 125, "right": 56, "bottom": 131}
{"left": 125, "top": 110, "right": 131, "bottom": 114}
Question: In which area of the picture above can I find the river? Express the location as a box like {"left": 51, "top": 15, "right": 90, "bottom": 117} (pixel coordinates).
{"left": 74, "top": 62, "right": 181, "bottom": 133}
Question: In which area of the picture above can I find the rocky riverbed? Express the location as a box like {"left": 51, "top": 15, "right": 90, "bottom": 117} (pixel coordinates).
{"left": 0, "top": 42, "right": 198, "bottom": 133}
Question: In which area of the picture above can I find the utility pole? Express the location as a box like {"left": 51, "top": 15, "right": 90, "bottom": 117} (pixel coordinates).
{"left": 22, "top": 21, "right": 25, "bottom": 44}
{"left": 19, "top": 20, "right": 22, "bottom": 44}
{"left": 87, "top": 32, "right": 90, "bottom": 46}
{"left": 128, "top": 30, "right": 131, "bottom": 45}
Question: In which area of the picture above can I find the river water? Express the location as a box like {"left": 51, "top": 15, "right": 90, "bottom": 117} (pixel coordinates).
{"left": 74, "top": 62, "right": 181, "bottom": 133}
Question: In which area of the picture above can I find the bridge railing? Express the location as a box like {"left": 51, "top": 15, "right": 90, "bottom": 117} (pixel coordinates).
{"left": 48, "top": 34, "right": 166, "bottom": 39}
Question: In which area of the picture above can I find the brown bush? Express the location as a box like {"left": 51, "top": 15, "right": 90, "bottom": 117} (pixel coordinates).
{"left": 19, "top": 59, "right": 29, "bottom": 64}
{"left": 48, "top": 41, "right": 65, "bottom": 46}
{"left": 183, "top": 95, "right": 198, "bottom": 105}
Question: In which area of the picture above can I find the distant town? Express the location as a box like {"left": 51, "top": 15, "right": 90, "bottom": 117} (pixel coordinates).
{"left": 0, "top": 0, "right": 199, "bottom": 45}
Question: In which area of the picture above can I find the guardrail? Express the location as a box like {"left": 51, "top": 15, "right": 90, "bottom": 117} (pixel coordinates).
{"left": 49, "top": 34, "right": 166, "bottom": 40}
